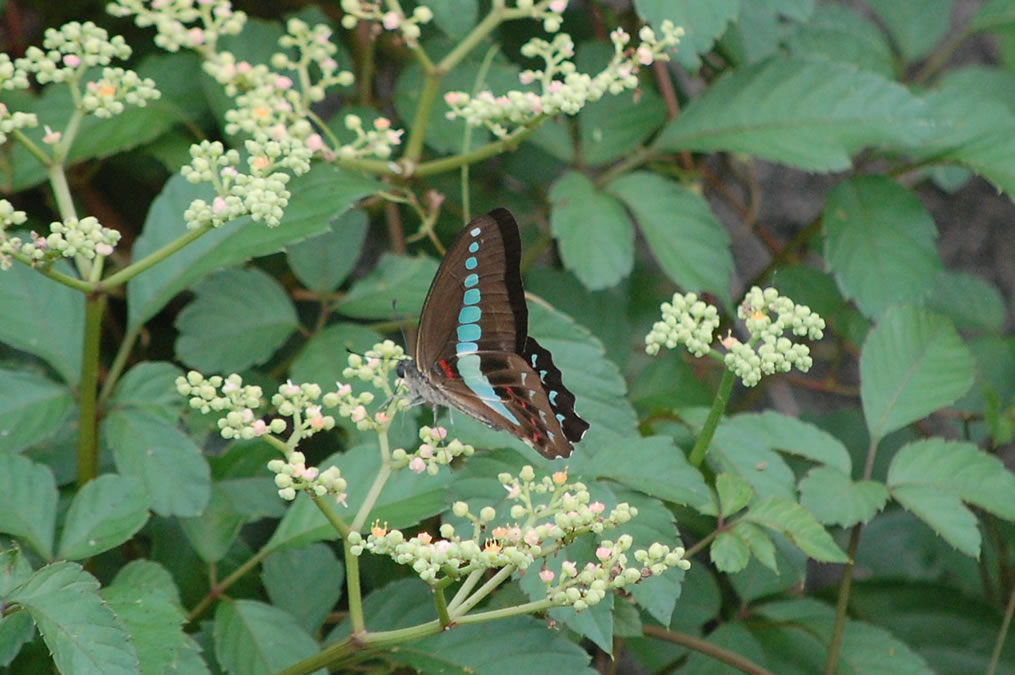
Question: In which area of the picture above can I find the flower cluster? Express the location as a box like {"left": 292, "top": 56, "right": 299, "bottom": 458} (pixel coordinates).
{"left": 540, "top": 536, "right": 690, "bottom": 612}
{"left": 272, "top": 380, "right": 337, "bottom": 440}
{"left": 107, "top": 0, "right": 247, "bottom": 54}
{"left": 176, "top": 371, "right": 278, "bottom": 438}
{"left": 645, "top": 292, "right": 720, "bottom": 357}
{"left": 181, "top": 140, "right": 295, "bottom": 229}
{"left": 0, "top": 211, "right": 121, "bottom": 269}
{"left": 722, "top": 286, "right": 825, "bottom": 387}
{"left": 81, "top": 67, "right": 161, "bottom": 118}
{"left": 443, "top": 20, "right": 683, "bottom": 137}
{"left": 349, "top": 466, "right": 690, "bottom": 609}
{"left": 338, "top": 0, "right": 434, "bottom": 44}
{"left": 391, "top": 425, "right": 475, "bottom": 475}
{"left": 337, "top": 114, "right": 405, "bottom": 160}
{"left": 267, "top": 451, "right": 348, "bottom": 503}
{"left": 0, "top": 201, "right": 30, "bottom": 271}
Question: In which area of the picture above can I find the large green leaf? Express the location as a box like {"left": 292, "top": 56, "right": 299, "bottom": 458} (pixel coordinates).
{"left": 103, "top": 409, "right": 211, "bottom": 518}
{"left": 745, "top": 497, "right": 848, "bottom": 562}
{"left": 108, "top": 361, "right": 186, "bottom": 423}
{"left": 785, "top": 4, "right": 895, "bottom": 78}
{"left": 928, "top": 269, "right": 1007, "bottom": 334}
{"left": 710, "top": 421, "right": 797, "bottom": 501}
{"left": 0, "top": 261, "right": 84, "bottom": 385}
{"left": 286, "top": 208, "right": 368, "bottom": 293}
{"left": 634, "top": 0, "right": 741, "bottom": 71}
{"left": 798, "top": 467, "right": 888, "bottom": 527}
{"left": 971, "top": 0, "right": 1015, "bottom": 31}
{"left": 549, "top": 171, "right": 634, "bottom": 291}
{"left": 127, "top": 165, "right": 379, "bottom": 329}
{"left": 721, "top": 411, "right": 853, "bottom": 473}
{"left": 334, "top": 253, "right": 438, "bottom": 319}
{"left": 0, "top": 370, "right": 74, "bottom": 453}
{"left": 654, "top": 57, "right": 930, "bottom": 171}
{"left": 915, "top": 75, "right": 1015, "bottom": 197}
{"left": 824, "top": 176, "right": 941, "bottom": 318}
{"left": 102, "top": 583, "right": 188, "bottom": 675}
{"left": 607, "top": 172, "right": 733, "bottom": 307}
{"left": 179, "top": 484, "right": 247, "bottom": 563}
{"left": 8, "top": 562, "right": 139, "bottom": 674}
{"left": 722, "top": 0, "right": 815, "bottom": 65}
{"left": 57, "top": 474, "right": 150, "bottom": 560}
{"left": 262, "top": 544, "right": 343, "bottom": 635}
{"left": 753, "top": 598, "right": 933, "bottom": 674}
{"left": 867, "top": 0, "right": 951, "bottom": 62}
{"left": 887, "top": 438, "right": 1015, "bottom": 557}
{"left": 213, "top": 599, "right": 319, "bottom": 675}
{"left": 0, "top": 453, "right": 57, "bottom": 559}
{"left": 175, "top": 267, "right": 298, "bottom": 372}
{"left": 859, "top": 306, "right": 975, "bottom": 441}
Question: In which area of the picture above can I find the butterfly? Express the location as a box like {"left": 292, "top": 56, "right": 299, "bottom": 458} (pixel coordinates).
{"left": 397, "top": 208, "right": 589, "bottom": 459}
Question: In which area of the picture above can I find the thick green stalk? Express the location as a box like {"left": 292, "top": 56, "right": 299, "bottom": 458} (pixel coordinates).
{"left": 76, "top": 294, "right": 104, "bottom": 486}
{"left": 687, "top": 366, "right": 734, "bottom": 467}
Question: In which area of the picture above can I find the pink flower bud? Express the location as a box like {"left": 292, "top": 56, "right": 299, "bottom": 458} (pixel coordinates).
{"left": 63, "top": 54, "right": 81, "bottom": 68}
{"left": 596, "top": 546, "right": 611, "bottom": 561}
{"left": 418, "top": 532, "right": 432, "bottom": 544}
{"left": 95, "top": 243, "right": 113, "bottom": 256}
{"left": 336, "top": 383, "right": 352, "bottom": 396}
{"left": 637, "top": 46, "right": 653, "bottom": 66}
{"left": 433, "top": 426, "right": 447, "bottom": 440}
{"left": 251, "top": 419, "right": 268, "bottom": 436}
{"left": 561, "top": 561, "right": 577, "bottom": 577}
{"left": 373, "top": 117, "right": 391, "bottom": 130}
{"left": 589, "top": 501, "right": 605, "bottom": 514}
{"left": 188, "top": 28, "right": 205, "bottom": 46}
{"left": 539, "top": 568, "right": 555, "bottom": 583}
{"left": 350, "top": 405, "right": 367, "bottom": 422}
{"left": 237, "top": 61, "right": 252, "bottom": 74}
{"left": 382, "top": 12, "right": 400, "bottom": 30}
{"left": 306, "top": 134, "right": 324, "bottom": 151}
{"left": 418, "top": 443, "right": 434, "bottom": 459}
{"left": 549, "top": 0, "right": 567, "bottom": 12}
{"left": 275, "top": 76, "right": 293, "bottom": 90}
{"left": 213, "top": 196, "right": 228, "bottom": 214}
{"left": 524, "top": 529, "right": 540, "bottom": 546}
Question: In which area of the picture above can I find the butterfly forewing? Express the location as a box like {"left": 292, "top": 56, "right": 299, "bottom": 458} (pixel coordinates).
{"left": 414, "top": 208, "right": 527, "bottom": 370}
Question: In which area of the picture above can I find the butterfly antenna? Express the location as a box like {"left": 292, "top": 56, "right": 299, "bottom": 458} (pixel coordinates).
{"left": 392, "top": 299, "right": 411, "bottom": 356}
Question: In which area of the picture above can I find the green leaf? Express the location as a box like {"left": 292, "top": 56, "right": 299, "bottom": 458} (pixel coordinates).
{"left": 634, "top": 0, "right": 741, "bottom": 71}
{"left": 798, "top": 467, "right": 889, "bottom": 527}
{"left": 127, "top": 165, "right": 379, "bottom": 328}
{"left": 577, "top": 44, "right": 667, "bottom": 166}
{"left": 785, "top": 4, "right": 895, "bottom": 78}
{"left": 723, "top": 0, "right": 814, "bottom": 65}
{"left": 916, "top": 79, "right": 1015, "bottom": 196}
{"left": 887, "top": 438, "right": 1015, "bottom": 556}
{"left": 287, "top": 208, "right": 368, "bottom": 293}
{"left": 823, "top": 176, "right": 942, "bottom": 318}
{"left": 424, "top": 0, "right": 478, "bottom": 36}
{"left": 580, "top": 435, "right": 711, "bottom": 508}
{"left": 8, "top": 562, "right": 139, "bottom": 674}
{"left": 720, "top": 411, "right": 853, "bottom": 473}
{"left": 262, "top": 544, "right": 343, "bottom": 635}
{"left": 0, "top": 370, "right": 74, "bottom": 453}
{"left": 110, "top": 560, "right": 182, "bottom": 607}
{"left": 102, "top": 584, "right": 188, "bottom": 675}
{"left": 860, "top": 305, "right": 975, "bottom": 440}
{"left": 867, "top": 0, "right": 951, "bottom": 62}
{"left": 754, "top": 598, "right": 933, "bottom": 674}
{"left": 736, "top": 521, "right": 779, "bottom": 573}
{"left": 266, "top": 444, "right": 450, "bottom": 552}
{"left": 927, "top": 269, "right": 1007, "bottom": 333}
{"left": 729, "top": 537, "right": 809, "bottom": 603}
{"left": 108, "top": 361, "right": 186, "bottom": 422}
{"left": 971, "top": 0, "right": 1015, "bottom": 31}
{"left": 0, "top": 261, "right": 84, "bottom": 384}
{"left": 179, "top": 484, "right": 247, "bottom": 563}
{"left": 654, "top": 57, "right": 930, "bottom": 171}
{"left": 175, "top": 267, "right": 298, "bottom": 372}
{"left": 746, "top": 496, "right": 848, "bottom": 562}
{"left": 716, "top": 472, "right": 754, "bottom": 518}
{"left": 213, "top": 599, "right": 318, "bottom": 675}
{"left": 404, "top": 616, "right": 594, "bottom": 674}
{"left": 549, "top": 171, "right": 634, "bottom": 291}
{"left": 103, "top": 409, "right": 211, "bottom": 518}
{"left": 711, "top": 530, "right": 751, "bottom": 573}
{"left": 711, "top": 420, "right": 798, "bottom": 501}
{"left": 607, "top": 172, "right": 733, "bottom": 307}
{"left": 335, "top": 253, "right": 438, "bottom": 319}
{"left": 57, "top": 474, "right": 150, "bottom": 560}
{"left": 0, "top": 454, "right": 57, "bottom": 559}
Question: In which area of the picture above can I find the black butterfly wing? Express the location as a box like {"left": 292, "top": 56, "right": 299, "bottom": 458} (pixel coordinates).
{"left": 414, "top": 208, "right": 527, "bottom": 370}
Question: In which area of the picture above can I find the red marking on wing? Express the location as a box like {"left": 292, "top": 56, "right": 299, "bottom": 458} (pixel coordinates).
{"left": 438, "top": 359, "right": 455, "bottom": 379}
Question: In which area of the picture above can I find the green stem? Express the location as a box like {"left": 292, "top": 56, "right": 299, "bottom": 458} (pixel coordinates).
{"left": 11, "top": 128, "right": 50, "bottom": 166}
{"left": 343, "top": 538, "right": 366, "bottom": 635}
{"left": 311, "top": 493, "right": 352, "bottom": 539}
{"left": 434, "top": 586, "right": 451, "bottom": 627}
{"left": 278, "top": 620, "right": 445, "bottom": 675}
{"left": 687, "top": 366, "right": 734, "bottom": 467}
{"left": 101, "top": 222, "right": 213, "bottom": 289}
{"left": 597, "top": 145, "right": 655, "bottom": 185}
{"left": 186, "top": 547, "right": 271, "bottom": 623}
{"left": 447, "top": 569, "right": 484, "bottom": 612}
{"left": 351, "top": 430, "right": 393, "bottom": 531}
{"left": 76, "top": 294, "right": 104, "bottom": 487}
{"left": 451, "top": 564, "right": 515, "bottom": 617}
{"left": 414, "top": 121, "right": 545, "bottom": 176}
{"left": 987, "top": 581, "right": 1015, "bottom": 675}
{"left": 7, "top": 253, "right": 92, "bottom": 292}
{"left": 403, "top": 67, "right": 442, "bottom": 163}
{"left": 455, "top": 598, "right": 555, "bottom": 624}
{"left": 98, "top": 322, "right": 141, "bottom": 409}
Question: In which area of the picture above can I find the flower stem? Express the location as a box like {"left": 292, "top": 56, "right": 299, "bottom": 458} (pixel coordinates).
{"left": 76, "top": 293, "right": 104, "bottom": 487}
{"left": 688, "top": 367, "right": 734, "bottom": 467}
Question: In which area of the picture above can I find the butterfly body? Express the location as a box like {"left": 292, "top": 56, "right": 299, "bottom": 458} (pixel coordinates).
{"left": 398, "top": 208, "right": 589, "bottom": 459}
